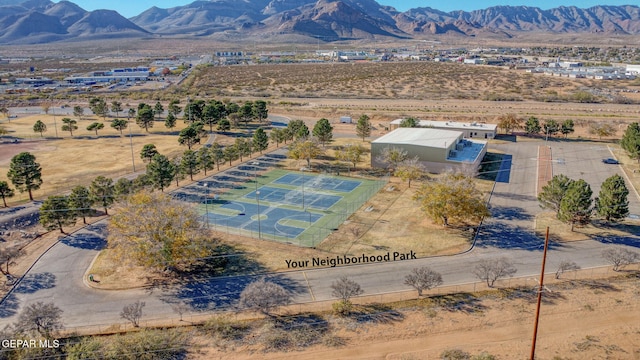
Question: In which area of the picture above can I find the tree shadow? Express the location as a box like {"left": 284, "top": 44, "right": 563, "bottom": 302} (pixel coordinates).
{"left": 430, "top": 293, "right": 486, "bottom": 314}
{"left": 351, "top": 303, "right": 404, "bottom": 324}
{"left": 490, "top": 205, "right": 534, "bottom": 221}
{"left": 490, "top": 192, "right": 538, "bottom": 202}
{"left": 477, "top": 223, "right": 560, "bottom": 250}
{"left": 586, "top": 221, "right": 640, "bottom": 248}
{"left": 60, "top": 232, "right": 107, "bottom": 250}
{"left": 160, "top": 248, "right": 305, "bottom": 312}
{"left": 14, "top": 272, "right": 56, "bottom": 294}
{"left": 497, "top": 287, "right": 567, "bottom": 305}
{"left": 0, "top": 292, "right": 20, "bottom": 317}
{"left": 275, "top": 313, "right": 328, "bottom": 331}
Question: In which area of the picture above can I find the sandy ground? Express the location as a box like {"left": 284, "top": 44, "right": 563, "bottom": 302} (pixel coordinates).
{"left": 191, "top": 275, "right": 640, "bottom": 360}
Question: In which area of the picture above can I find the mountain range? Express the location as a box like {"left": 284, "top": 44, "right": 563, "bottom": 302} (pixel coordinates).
{"left": 0, "top": 0, "right": 639, "bottom": 44}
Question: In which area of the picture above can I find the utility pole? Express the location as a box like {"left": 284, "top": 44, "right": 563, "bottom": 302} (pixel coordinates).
{"left": 530, "top": 227, "right": 550, "bottom": 360}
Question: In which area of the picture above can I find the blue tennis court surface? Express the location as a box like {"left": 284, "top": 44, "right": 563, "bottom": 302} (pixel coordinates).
{"left": 206, "top": 202, "right": 323, "bottom": 239}
{"left": 273, "top": 173, "right": 361, "bottom": 192}
{"left": 244, "top": 187, "right": 341, "bottom": 210}
{"left": 190, "top": 168, "right": 386, "bottom": 246}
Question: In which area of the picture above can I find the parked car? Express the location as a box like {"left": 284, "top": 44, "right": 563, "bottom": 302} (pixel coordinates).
{"left": 602, "top": 158, "right": 620, "bottom": 164}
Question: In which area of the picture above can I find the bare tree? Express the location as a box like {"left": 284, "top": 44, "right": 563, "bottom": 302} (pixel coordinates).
{"left": 404, "top": 267, "right": 443, "bottom": 296}
{"left": 555, "top": 260, "right": 580, "bottom": 279}
{"left": 120, "top": 300, "right": 145, "bottom": 327}
{"left": 0, "top": 245, "right": 25, "bottom": 274}
{"left": 331, "top": 276, "right": 364, "bottom": 302}
{"left": 238, "top": 278, "right": 291, "bottom": 316}
{"left": 472, "top": 258, "right": 517, "bottom": 288}
{"left": 171, "top": 302, "right": 190, "bottom": 322}
{"left": 602, "top": 248, "right": 639, "bottom": 271}
{"left": 13, "top": 302, "right": 63, "bottom": 337}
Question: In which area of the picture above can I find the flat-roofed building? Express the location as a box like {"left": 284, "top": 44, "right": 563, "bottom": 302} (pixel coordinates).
{"left": 371, "top": 128, "right": 487, "bottom": 173}
{"left": 390, "top": 119, "right": 497, "bottom": 139}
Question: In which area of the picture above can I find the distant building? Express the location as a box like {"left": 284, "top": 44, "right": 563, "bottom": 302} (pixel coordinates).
{"left": 371, "top": 128, "right": 487, "bottom": 173}
{"left": 64, "top": 67, "right": 150, "bottom": 84}
{"left": 389, "top": 119, "right": 497, "bottom": 139}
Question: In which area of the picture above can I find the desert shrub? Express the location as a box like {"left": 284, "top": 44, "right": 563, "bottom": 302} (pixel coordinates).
{"left": 441, "top": 348, "right": 471, "bottom": 359}
{"left": 105, "top": 328, "right": 189, "bottom": 360}
{"left": 472, "top": 352, "right": 497, "bottom": 360}
{"left": 202, "top": 315, "right": 250, "bottom": 341}
{"left": 261, "top": 327, "right": 291, "bottom": 352}
{"left": 66, "top": 337, "right": 104, "bottom": 360}
{"left": 332, "top": 299, "right": 354, "bottom": 316}
{"left": 322, "top": 334, "right": 346, "bottom": 347}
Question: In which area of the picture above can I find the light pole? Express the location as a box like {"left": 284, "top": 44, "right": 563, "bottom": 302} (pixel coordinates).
{"left": 205, "top": 187, "right": 210, "bottom": 229}
{"left": 301, "top": 168, "right": 305, "bottom": 209}
{"left": 256, "top": 190, "right": 261, "bottom": 239}
{"left": 50, "top": 96, "right": 58, "bottom": 138}
{"left": 128, "top": 113, "right": 135, "bottom": 172}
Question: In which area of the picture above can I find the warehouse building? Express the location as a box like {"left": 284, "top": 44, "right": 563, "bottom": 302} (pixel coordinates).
{"left": 371, "top": 128, "right": 487, "bottom": 173}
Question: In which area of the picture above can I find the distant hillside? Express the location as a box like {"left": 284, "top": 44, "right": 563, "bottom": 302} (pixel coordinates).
{"left": 1, "top": 0, "right": 639, "bottom": 44}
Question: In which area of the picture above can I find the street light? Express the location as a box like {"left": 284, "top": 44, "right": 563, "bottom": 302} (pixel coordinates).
{"left": 256, "top": 190, "right": 261, "bottom": 239}
{"left": 128, "top": 112, "right": 135, "bottom": 172}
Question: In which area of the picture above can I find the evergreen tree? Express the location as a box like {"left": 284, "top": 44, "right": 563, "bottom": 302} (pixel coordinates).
{"left": 561, "top": 119, "right": 575, "bottom": 138}
{"left": 524, "top": 116, "right": 541, "bottom": 135}
{"left": 110, "top": 101, "right": 123, "bottom": 118}
{"left": 164, "top": 112, "right": 177, "bottom": 129}
{"left": 252, "top": 100, "right": 268, "bottom": 122}
{"left": 312, "top": 118, "right": 333, "bottom": 147}
{"left": 40, "top": 195, "right": 76, "bottom": 233}
{"left": 399, "top": 117, "right": 419, "bottom": 128}
{"left": 181, "top": 150, "right": 200, "bottom": 181}
{"left": 153, "top": 102, "right": 164, "bottom": 120}
{"left": 558, "top": 179, "right": 593, "bottom": 231}
{"left": 147, "top": 154, "right": 176, "bottom": 192}
{"left": 0, "top": 181, "right": 15, "bottom": 207}
{"left": 217, "top": 119, "right": 231, "bottom": 132}
{"left": 114, "top": 178, "right": 134, "bottom": 196}
{"left": 140, "top": 144, "right": 159, "bottom": 163}
{"left": 210, "top": 143, "right": 224, "bottom": 170}
{"left": 61, "top": 117, "right": 78, "bottom": 136}
{"left": 198, "top": 147, "right": 214, "bottom": 176}
{"left": 538, "top": 174, "right": 573, "bottom": 217}
{"left": 178, "top": 122, "right": 206, "bottom": 149}
{"left": 86, "top": 122, "right": 104, "bottom": 136}
{"left": 596, "top": 174, "right": 629, "bottom": 222}
{"left": 8, "top": 152, "right": 42, "bottom": 201}
{"left": 543, "top": 119, "right": 560, "bottom": 137}
{"left": 252, "top": 128, "right": 269, "bottom": 153}
{"left": 68, "top": 185, "right": 93, "bottom": 224}
{"left": 136, "top": 104, "right": 155, "bottom": 132}
{"left": 620, "top": 122, "right": 640, "bottom": 162}
{"left": 356, "top": 114, "right": 372, "bottom": 141}
{"left": 111, "top": 119, "right": 128, "bottom": 135}
{"left": 33, "top": 120, "right": 47, "bottom": 137}
{"left": 89, "top": 176, "right": 115, "bottom": 215}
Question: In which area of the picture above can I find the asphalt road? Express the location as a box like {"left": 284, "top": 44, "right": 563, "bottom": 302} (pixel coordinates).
{"left": 0, "top": 138, "right": 638, "bottom": 331}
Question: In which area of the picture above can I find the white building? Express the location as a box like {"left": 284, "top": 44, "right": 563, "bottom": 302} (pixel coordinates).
{"left": 389, "top": 119, "right": 497, "bottom": 140}
{"left": 371, "top": 128, "right": 487, "bottom": 173}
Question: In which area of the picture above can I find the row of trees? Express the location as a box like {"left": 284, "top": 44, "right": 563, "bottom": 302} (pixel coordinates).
{"left": 39, "top": 176, "right": 115, "bottom": 233}
{"left": 538, "top": 173, "right": 629, "bottom": 230}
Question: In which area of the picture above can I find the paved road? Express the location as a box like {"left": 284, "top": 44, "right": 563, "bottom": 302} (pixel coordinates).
{"left": 0, "top": 139, "right": 638, "bottom": 330}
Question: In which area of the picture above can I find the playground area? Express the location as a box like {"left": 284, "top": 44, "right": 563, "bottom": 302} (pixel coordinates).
{"left": 173, "top": 161, "right": 387, "bottom": 247}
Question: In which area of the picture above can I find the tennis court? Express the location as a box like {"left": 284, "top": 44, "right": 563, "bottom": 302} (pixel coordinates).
{"left": 185, "top": 167, "right": 387, "bottom": 247}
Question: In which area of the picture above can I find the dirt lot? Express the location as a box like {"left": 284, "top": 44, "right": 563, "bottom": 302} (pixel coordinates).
{"left": 190, "top": 272, "right": 640, "bottom": 360}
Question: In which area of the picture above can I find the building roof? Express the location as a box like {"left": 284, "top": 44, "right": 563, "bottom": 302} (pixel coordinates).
{"left": 390, "top": 119, "right": 497, "bottom": 131}
{"left": 372, "top": 128, "right": 462, "bottom": 149}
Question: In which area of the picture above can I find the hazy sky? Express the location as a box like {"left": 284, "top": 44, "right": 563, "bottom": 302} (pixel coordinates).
{"left": 56, "top": 0, "right": 635, "bottom": 18}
